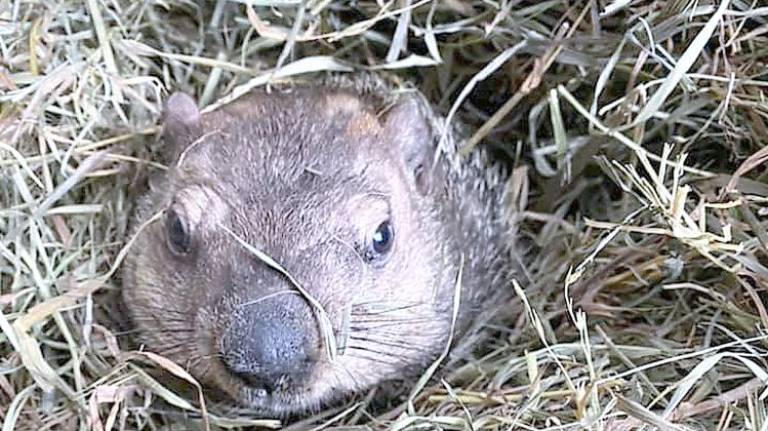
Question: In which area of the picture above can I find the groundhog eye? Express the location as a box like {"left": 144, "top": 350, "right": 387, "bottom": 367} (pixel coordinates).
{"left": 165, "top": 208, "right": 190, "bottom": 255}
{"left": 366, "top": 220, "right": 394, "bottom": 262}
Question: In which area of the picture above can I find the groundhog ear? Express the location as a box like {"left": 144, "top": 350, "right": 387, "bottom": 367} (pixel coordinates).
{"left": 162, "top": 92, "right": 201, "bottom": 162}
{"left": 384, "top": 97, "right": 435, "bottom": 195}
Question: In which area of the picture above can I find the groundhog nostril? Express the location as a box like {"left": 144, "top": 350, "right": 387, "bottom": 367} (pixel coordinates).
{"left": 220, "top": 297, "right": 319, "bottom": 390}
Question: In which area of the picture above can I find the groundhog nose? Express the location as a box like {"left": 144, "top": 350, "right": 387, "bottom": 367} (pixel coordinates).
{"left": 220, "top": 296, "right": 319, "bottom": 390}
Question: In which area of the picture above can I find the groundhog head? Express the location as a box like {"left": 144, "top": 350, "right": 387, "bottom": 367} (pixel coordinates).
{"left": 122, "top": 83, "right": 464, "bottom": 415}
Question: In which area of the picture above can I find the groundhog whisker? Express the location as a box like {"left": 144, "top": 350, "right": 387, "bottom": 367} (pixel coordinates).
{"left": 128, "top": 324, "right": 195, "bottom": 334}
{"left": 130, "top": 311, "right": 187, "bottom": 318}
{"left": 345, "top": 353, "right": 402, "bottom": 367}
{"left": 134, "top": 303, "right": 186, "bottom": 311}
{"left": 344, "top": 345, "right": 412, "bottom": 361}
{"left": 332, "top": 363, "right": 361, "bottom": 392}
{"left": 350, "top": 302, "right": 429, "bottom": 315}
{"left": 132, "top": 300, "right": 187, "bottom": 310}
{"left": 351, "top": 298, "right": 427, "bottom": 306}
{"left": 132, "top": 306, "right": 189, "bottom": 317}
{"left": 186, "top": 352, "right": 222, "bottom": 373}
{"left": 350, "top": 316, "right": 435, "bottom": 323}
{"left": 349, "top": 324, "right": 433, "bottom": 334}
{"left": 347, "top": 339, "right": 433, "bottom": 356}
{"left": 240, "top": 290, "right": 298, "bottom": 307}
{"left": 110, "top": 328, "right": 141, "bottom": 337}
{"left": 347, "top": 335, "right": 432, "bottom": 351}
{"left": 199, "top": 352, "right": 225, "bottom": 361}
{"left": 155, "top": 342, "right": 193, "bottom": 355}
{"left": 348, "top": 319, "right": 436, "bottom": 330}
{"left": 348, "top": 330, "right": 445, "bottom": 340}
{"left": 153, "top": 328, "right": 196, "bottom": 334}
{"left": 127, "top": 318, "right": 194, "bottom": 329}
{"left": 129, "top": 314, "right": 190, "bottom": 323}
{"left": 182, "top": 355, "right": 206, "bottom": 369}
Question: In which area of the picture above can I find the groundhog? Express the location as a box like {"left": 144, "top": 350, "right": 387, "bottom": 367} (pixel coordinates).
{"left": 122, "top": 75, "right": 516, "bottom": 416}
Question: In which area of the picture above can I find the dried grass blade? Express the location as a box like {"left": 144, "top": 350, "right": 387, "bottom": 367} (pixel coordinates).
{"left": 633, "top": 0, "right": 731, "bottom": 125}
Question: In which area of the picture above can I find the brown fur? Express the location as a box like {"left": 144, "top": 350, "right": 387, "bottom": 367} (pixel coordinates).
{"left": 122, "top": 75, "right": 516, "bottom": 416}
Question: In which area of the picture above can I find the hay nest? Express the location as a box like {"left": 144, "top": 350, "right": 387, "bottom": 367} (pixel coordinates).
{"left": 2, "top": 0, "right": 767, "bottom": 429}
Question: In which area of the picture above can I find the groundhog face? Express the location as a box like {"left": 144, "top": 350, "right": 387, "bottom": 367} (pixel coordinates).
{"left": 122, "top": 85, "right": 461, "bottom": 415}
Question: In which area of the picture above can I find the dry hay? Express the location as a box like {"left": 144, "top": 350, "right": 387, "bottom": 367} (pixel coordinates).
{"left": 1, "top": 0, "right": 768, "bottom": 430}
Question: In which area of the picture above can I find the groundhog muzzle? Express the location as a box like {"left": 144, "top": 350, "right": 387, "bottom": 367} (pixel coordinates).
{"left": 122, "top": 76, "right": 516, "bottom": 415}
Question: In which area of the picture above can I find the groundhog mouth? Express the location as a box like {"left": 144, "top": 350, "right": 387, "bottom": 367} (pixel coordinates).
{"left": 203, "top": 344, "right": 348, "bottom": 416}
{"left": 231, "top": 371, "right": 330, "bottom": 415}
{"left": 198, "top": 302, "right": 440, "bottom": 415}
